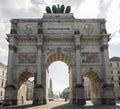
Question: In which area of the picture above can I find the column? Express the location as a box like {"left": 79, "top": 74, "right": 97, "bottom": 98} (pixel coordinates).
{"left": 74, "top": 31, "right": 85, "bottom": 105}
{"left": 102, "top": 45, "right": 111, "bottom": 84}
{"left": 101, "top": 35, "right": 115, "bottom": 105}
{"left": 3, "top": 34, "right": 17, "bottom": 106}
{"left": 7, "top": 35, "right": 17, "bottom": 85}
{"left": 74, "top": 33, "right": 81, "bottom": 85}
{"left": 33, "top": 34, "right": 43, "bottom": 105}
{"left": 75, "top": 46, "right": 81, "bottom": 84}
{"left": 7, "top": 45, "right": 15, "bottom": 84}
{"left": 37, "top": 45, "right": 42, "bottom": 85}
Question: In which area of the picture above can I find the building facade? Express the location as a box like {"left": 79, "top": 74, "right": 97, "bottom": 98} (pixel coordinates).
{"left": 3, "top": 12, "right": 115, "bottom": 106}
{"left": 110, "top": 57, "right": 120, "bottom": 99}
{"left": 0, "top": 62, "right": 7, "bottom": 100}
{"left": 27, "top": 80, "right": 34, "bottom": 100}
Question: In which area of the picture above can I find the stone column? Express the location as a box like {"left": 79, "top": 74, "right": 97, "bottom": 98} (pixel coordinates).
{"left": 37, "top": 45, "right": 42, "bottom": 85}
{"left": 74, "top": 31, "right": 85, "bottom": 105}
{"left": 3, "top": 34, "right": 18, "bottom": 106}
{"left": 33, "top": 34, "right": 43, "bottom": 105}
{"left": 101, "top": 35, "right": 115, "bottom": 105}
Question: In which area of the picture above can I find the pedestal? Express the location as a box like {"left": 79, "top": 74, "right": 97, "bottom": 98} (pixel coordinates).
{"left": 3, "top": 85, "right": 17, "bottom": 106}
{"left": 33, "top": 85, "right": 43, "bottom": 105}
{"left": 102, "top": 84, "right": 115, "bottom": 105}
{"left": 75, "top": 84, "right": 86, "bottom": 105}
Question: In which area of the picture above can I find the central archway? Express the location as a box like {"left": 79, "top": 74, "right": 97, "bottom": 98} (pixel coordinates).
{"left": 44, "top": 52, "right": 73, "bottom": 103}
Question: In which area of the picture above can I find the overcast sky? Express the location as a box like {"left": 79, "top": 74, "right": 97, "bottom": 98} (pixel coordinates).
{"left": 0, "top": 0, "right": 120, "bottom": 94}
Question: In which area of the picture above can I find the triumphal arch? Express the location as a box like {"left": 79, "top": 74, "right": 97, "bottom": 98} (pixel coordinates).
{"left": 4, "top": 5, "right": 115, "bottom": 106}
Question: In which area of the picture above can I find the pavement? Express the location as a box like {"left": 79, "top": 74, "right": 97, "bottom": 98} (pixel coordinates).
{"left": 0, "top": 99, "right": 120, "bottom": 109}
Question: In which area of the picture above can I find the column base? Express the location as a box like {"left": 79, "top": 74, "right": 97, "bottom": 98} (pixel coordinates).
{"left": 102, "top": 84, "right": 115, "bottom": 105}
{"left": 3, "top": 99, "right": 17, "bottom": 106}
{"left": 33, "top": 84, "right": 43, "bottom": 105}
{"left": 76, "top": 99, "right": 86, "bottom": 105}
{"left": 72, "top": 98, "right": 76, "bottom": 104}
{"left": 3, "top": 85, "right": 17, "bottom": 106}
{"left": 75, "top": 84, "right": 86, "bottom": 105}
{"left": 43, "top": 98, "right": 47, "bottom": 104}
{"left": 102, "top": 98, "right": 115, "bottom": 105}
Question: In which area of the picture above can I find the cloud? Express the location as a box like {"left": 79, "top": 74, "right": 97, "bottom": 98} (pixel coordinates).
{"left": 74, "top": 0, "right": 99, "bottom": 18}
{"left": 97, "top": 0, "right": 112, "bottom": 18}
{"left": 0, "top": 0, "right": 43, "bottom": 18}
{"left": 51, "top": 0, "right": 86, "bottom": 12}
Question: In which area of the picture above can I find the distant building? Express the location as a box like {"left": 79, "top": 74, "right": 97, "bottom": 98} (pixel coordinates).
{"left": 110, "top": 57, "right": 120, "bottom": 99}
{"left": 48, "top": 78, "right": 53, "bottom": 98}
{"left": 0, "top": 62, "right": 7, "bottom": 100}
{"left": 60, "top": 87, "right": 69, "bottom": 99}
{"left": 27, "top": 80, "right": 34, "bottom": 100}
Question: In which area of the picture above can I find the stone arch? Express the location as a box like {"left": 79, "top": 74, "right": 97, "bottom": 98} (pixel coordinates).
{"left": 17, "top": 71, "right": 34, "bottom": 104}
{"left": 45, "top": 51, "right": 72, "bottom": 70}
{"left": 43, "top": 51, "right": 74, "bottom": 103}
{"left": 83, "top": 71, "right": 102, "bottom": 105}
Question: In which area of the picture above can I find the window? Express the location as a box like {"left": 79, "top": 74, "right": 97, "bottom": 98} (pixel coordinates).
{"left": 118, "top": 70, "right": 120, "bottom": 74}
{"left": 119, "top": 76, "right": 120, "bottom": 81}
{"left": 2, "top": 71, "right": 4, "bottom": 76}
{"left": 1, "top": 80, "right": 3, "bottom": 87}
{"left": 1, "top": 91, "right": 2, "bottom": 96}
{"left": 110, "top": 63, "right": 112, "bottom": 67}
{"left": 111, "top": 71, "right": 113, "bottom": 74}
{"left": 111, "top": 76, "right": 113, "bottom": 81}
{"left": 117, "top": 63, "right": 119, "bottom": 67}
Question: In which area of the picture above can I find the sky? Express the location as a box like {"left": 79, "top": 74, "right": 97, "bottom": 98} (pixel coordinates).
{"left": 0, "top": 0, "right": 120, "bottom": 94}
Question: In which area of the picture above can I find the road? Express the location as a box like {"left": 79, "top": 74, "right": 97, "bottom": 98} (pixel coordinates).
{"left": 0, "top": 99, "right": 120, "bottom": 109}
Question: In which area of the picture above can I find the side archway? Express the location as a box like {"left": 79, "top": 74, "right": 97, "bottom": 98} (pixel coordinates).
{"left": 17, "top": 71, "right": 34, "bottom": 104}
{"left": 84, "top": 71, "right": 101, "bottom": 105}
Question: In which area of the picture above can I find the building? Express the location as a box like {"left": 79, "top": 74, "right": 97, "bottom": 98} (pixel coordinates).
{"left": 27, "top": 80, "right": 34, "bottom": 100}
{"left": 110, "top": 57, "right": 120, "bottom": 99}
{"left": 0, "top": 62, "right": 7, "bottom": 100}
{"left": 4, "top": 5, "right": 115, "bottom": 106}
{"left": 48, "top": 78, "right": 54, "bottom": 99}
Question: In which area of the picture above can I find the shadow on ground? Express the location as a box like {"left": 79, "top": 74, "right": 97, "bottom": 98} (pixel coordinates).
{"left": 1, "top": 104, "right": 38, "bottom": 109}
{"left": 52, "top": 103, "right": 120, "bottom": 109}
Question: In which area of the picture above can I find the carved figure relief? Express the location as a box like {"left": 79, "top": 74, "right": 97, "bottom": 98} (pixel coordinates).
{"left": 18, "top": 53, "right": 36, "bottom": 63}
{"left": 24, "top": 24, "right": 33, "bottom": 35}
{"left": 82, "top": 52, "right": 99, "bottom": 63}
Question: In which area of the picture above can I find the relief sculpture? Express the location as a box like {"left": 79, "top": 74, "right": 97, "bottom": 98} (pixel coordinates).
{"left": 19, "top": 53, "right": 36, "bottom": 63}
{"left": 82, "top": 52, "right": 99, "bottom": 63}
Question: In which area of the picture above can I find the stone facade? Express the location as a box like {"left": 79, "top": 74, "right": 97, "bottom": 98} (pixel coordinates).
{"left": 3, "top": 13, "right": 115, "bottom": 106}
{"left": 0, "top": 62, "right": 7, "bottom": 100}
{"left": 110, "top": 57, "right": 120, "bottom": 99}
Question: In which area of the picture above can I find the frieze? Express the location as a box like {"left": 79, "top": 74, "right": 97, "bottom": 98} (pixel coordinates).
{"left": 18, "top": 52, "right": 36, "bottom": 63}
{"left": 82, "top": 52, "right": 99, "bottom": 63}
{"left": 44, "top": 38, "right": 73, "bottom": 42}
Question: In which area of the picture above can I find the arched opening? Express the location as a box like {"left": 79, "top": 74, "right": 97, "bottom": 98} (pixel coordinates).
{"left": 48, "top": 61, "right": 69, "bottom": 101}
{"left": 84, "top": 71, "right": 101, "bottom": 105}
{"left": 17, "top": 72, "right": 34, "bottom": 104}
{"left": 45, "top": 52, "right": 72, "bottom": 103}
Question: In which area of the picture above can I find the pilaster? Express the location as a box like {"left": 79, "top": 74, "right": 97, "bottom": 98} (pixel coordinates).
{"left": 37, "top": 34, "right": 43, "bottom": 85}
{"left": 74, "top": 31, "right": 82, "bottom": 85}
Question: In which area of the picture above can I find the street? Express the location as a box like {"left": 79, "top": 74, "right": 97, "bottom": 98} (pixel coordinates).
{"left": 0, "top": 99, "right": 120, "bottom": 109}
